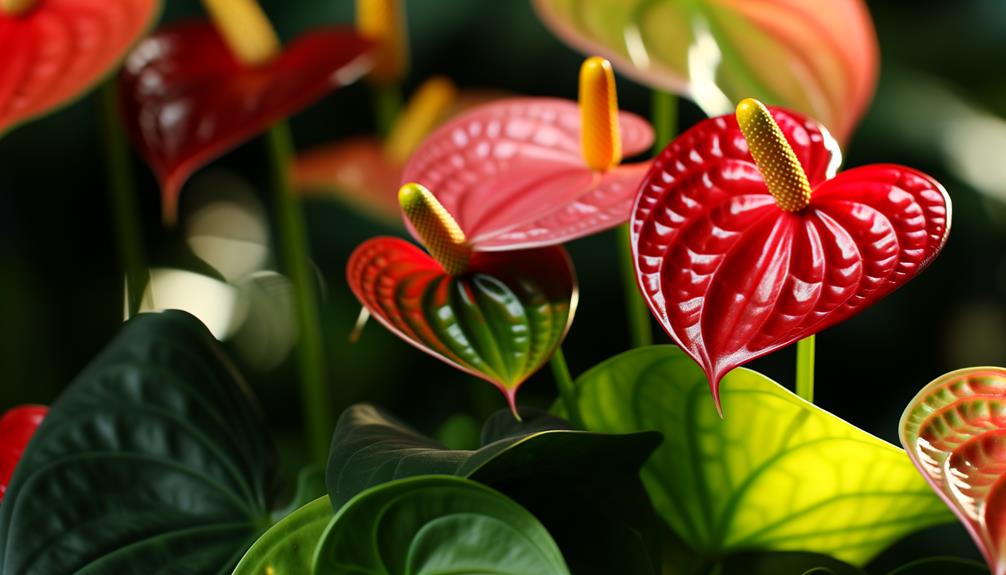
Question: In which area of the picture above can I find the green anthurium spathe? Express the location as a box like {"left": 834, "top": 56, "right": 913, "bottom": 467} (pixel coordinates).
{"left": 562, "top": 346, "right": 954, "bottom": 566}
{"left": 233, "top": 496, "right": 333, "bottom": 575}
{"left": 313, "top": 475, "right": 571, "bottom": 574}
{"left": 0, "top": 311, "right": 281, "bottom": 574}
{"left": 532, "top": 0, "right": 878, "bottom": 144}
{"left": 327, "top": 404, "right": 663, "bottom": 574}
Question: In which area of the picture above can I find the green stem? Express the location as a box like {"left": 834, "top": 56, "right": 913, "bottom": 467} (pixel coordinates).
{"left": 265, "top": 123, "right": 331, "bottom": 465}
{"left": 617, "top": 223, "right": 652, "bottom": 348}
{"left": 651, "top": 89, "right": 678, "bottom": 152}
{"left": 99, "top": 81, "right": 148, "bottom": 319}
{"left": 372, "top": 83, "right": 403, "bottom": 138}
{"left": 550, "top": 347, "right": 583, "bottom": 428}
{"left": 795, "top": 335, "right": 815, "bottom": 403}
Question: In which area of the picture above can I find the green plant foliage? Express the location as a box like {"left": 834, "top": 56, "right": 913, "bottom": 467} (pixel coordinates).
{"left": 565, "top": 346, "right": 954, "bottom": 566}
{"left": 233, "top": 496, "right": 333, "bottom": 575}
{"left": 0, "top": 311, "right": 279, "bottom": 574}
{"left": 327, "top": 404, "right": 663, "bottom": 574}
{"left": 313, "top": 475, "right": 571, "bottom": 574}
{"left": 721, "top": 551, "right": 866, "bottom": 574}
{"left": 884, "top": 557, "right": 990, "bottom": 575}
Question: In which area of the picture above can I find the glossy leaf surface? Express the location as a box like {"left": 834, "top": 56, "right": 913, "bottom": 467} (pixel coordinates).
{"left": 328, "top": 404, "right": 662, "bottom": 574}
{"left": 327, "top": 404, "right": 660, "bottom": 508}
{"left": 532, "top": 0, "right": 878, "bottom": 143}
{"left": 900, "top": 368, "right": 1006, "bottom": 575}
{"left": 0, "top": 405, "right": 46, "bottom": 502}
{"left": 346, "top": 237, "right": 577, "bottom": 408}
{"left": 118, "top": 22, "right": 372, "bottom": 222}
{"left": 567, "top": 346, "right": 952, "bottom": 565}
{"left": 0, "top": 311, "right": 279, "bottom": 574}
{"left": 0, "top": 0, "right": 160, "bottom": 135}
{"left": 632, "top": 107, "right": 950, "bottom": 405}
{"left": 401, "top": 98, "right": 654, "bottom": 250}
{"left": 233, "top": 496, "right": 332, "bottom": 575}
{"left": 313, "top": 476, "right": 571, "bottom": 574}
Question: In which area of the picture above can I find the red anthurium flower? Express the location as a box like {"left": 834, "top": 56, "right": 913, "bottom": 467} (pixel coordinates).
{"left": 118, "top": 19, "right": 372, "bottom": 223}
{"left": 347, "top": 184, "right": 578, "bottom": 416}
{"left": 901, "top": 368, "right": 1006, "bottom": 575}
{"left": 633, "top": 98, "right": 950, "bottom": 409}
{"left": 0, "top": 0, "right": 160, "bottom": 135}
{"left": 401, "top": 57, "right": 654, "bottom": 251}
{"left": 0, "top": 405, "right": 47, "bottom": 502}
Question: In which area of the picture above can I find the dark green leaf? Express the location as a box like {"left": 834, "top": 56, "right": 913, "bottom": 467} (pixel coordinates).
{"left": 0, "top": 311, "right": 278, "bottom": 574}
{"left": 721, "top": 551, "right": 866, "bottom": 575}
{"left": 885, "top": 557, "right": 989, "bottom": 575}
{"left": 433, "top": 413, "right": 481, "bottom": 450}
{"left": 313, "top": 475, "right": 570, "bottom": 574}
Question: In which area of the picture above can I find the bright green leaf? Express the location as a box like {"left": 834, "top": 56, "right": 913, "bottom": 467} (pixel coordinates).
{"left": 313, "top": 475, "right": 571, "bottom": 574}
{"left": 568, "top": 346, "right": 953, "bottom": 565}
{"left": 0, "top": 311, "right": 279, "bottom": 574}
{"left": 233, "top": 496, "right": 333, "bottom": 575}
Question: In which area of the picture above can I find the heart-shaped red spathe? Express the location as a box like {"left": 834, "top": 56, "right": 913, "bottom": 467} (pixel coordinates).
{"left": 118, "top": 21, "right": 372, "bottom": 223}
{"left": 0, "top": 0, "right": 161, "bottom": 135}
{"left": 347, "top": 237, "right": 577, "bottom": 412}
{"left": 632, "top": 107, "right": 951, "bottom": 406}
{"left": 0, "top": 405, "right": 47, "bottom": 502}
{"left": 900, "top": 368, "right": 1006, "bottom": 575}
{"left": 401, "top": 98, "right": 654, "bottom": 251}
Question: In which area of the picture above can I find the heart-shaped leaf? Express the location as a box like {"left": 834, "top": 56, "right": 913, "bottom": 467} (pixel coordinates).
{"left": 900, "top": 367, "right": 1006, "bottom": 575}
{"left": 564, "top": 346, "right": 953, "bottom": 566}
{"left": 118, "top": 21, "right": 372, "bottom": 222}
{"left": 0, "top": 405, "right": 46, "bottom": 502}
{"left": 327, "top": 404, "right": 660, "bottom": 508}
{"left": 233, "top": 496, "right": 332, "bottom": 575}
{"left": 886, "top": 557, "right": 990, "bottom": 575}
{"left": 401, "top": 98, "right": 654, "bottom": 250}
{"left": 328, "top": 405, "right": 663, "bottom": 574}
{"left": 346, "top": 237, "right": 577, "bottom": 411}
{"left": 0, "top": 0, "right": 161, "bottom": 135}
{"left": 313, "top": 475, "right": 571, "bottom": 574}
{"left": 632, "top": 106, "right": 950, "bottom": 405}
{"left": 531, "top": 0, "right": 877, "bottom": 143}
{"left": 0, "top": 311, "right": 281, "bottom": 574}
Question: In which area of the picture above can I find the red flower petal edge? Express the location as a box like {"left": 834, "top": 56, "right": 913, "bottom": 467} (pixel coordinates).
{"left": 347, "top": 237, "right": 577, "bottom": 412}
{"left": 632, "top": 107, "right": 950, "bottom": 407}
{"left": 0, "top": 405, "right": 47, "bottom": 502}
{"left": 0, "top": 0, "right": 161, "bottom": 135}
{"left": 118, "top": 21, "right": 372, "bottom": 223}
{"left": 900, "top": 368, "right": 1006, "bottom": 575}
{"left": 401, "top": 98, "right": 654, "bottom": 251}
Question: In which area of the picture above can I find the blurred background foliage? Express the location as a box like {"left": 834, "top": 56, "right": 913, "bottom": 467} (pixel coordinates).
{"left": 0, "top": 0, "right": 1003, "bottom": 568}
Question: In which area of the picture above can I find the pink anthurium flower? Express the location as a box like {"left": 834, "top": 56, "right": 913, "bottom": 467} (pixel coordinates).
{"left": 0, "top": 405, "right": 47, "bottom": 502}
{"left": 0, "top": 0, "right": 161, "bottom": 135}
{"left": 401, "top": 56, "right": 654, "bottom": 251}
{"left": 901, "top": 367, "right": 1006, "bottom": 575}
{"left": 117, "top": 1, "right": 373, "bottom": 224}
{"left": 633, "top": 99, "right": 950, "bottom": 410}
{"left": 293, "top": 77, "right": 508, "bottom": 224}
{"left": 532, "top": 0, "right": 878, "bottom": 145}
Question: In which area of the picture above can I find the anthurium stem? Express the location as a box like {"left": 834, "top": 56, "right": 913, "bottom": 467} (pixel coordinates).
{"left": 373, "top": 84, "right": 404, "bottom": 138}
{"left": 99, "top": 81, "right": 148, "bottom": 319}
{"left": 652, "top": 90, "right": 677, "bottom": 151}
{"left": 550, "top": 347, "right": 583, "bottom": 428}
{"left": 265, "top": 122, "right": 331, "bottom": 465}
{"left": 617, "top": 224, "right": 651, "bottom": 348}
{"left": 796, "top": 335, "right": 816, "bottom": 403}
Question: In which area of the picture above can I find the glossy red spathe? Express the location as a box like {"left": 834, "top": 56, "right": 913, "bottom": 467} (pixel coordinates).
{"left": 401, "top": 98, "right": 654, "bottom": 251}
{"left": 0, "top": 405, "right": 47, "bottom": 502}
{"left": 0, "top": 0, "right": 160, "bottom": 135}
{"left": 632, "top": 107, "right": 950, "bottom": 408}
{"left": 347, "top": 237, "right": 577, "bottom": 413}
{"left": 118, "top": 21, "right": 372, "bottom": 223}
